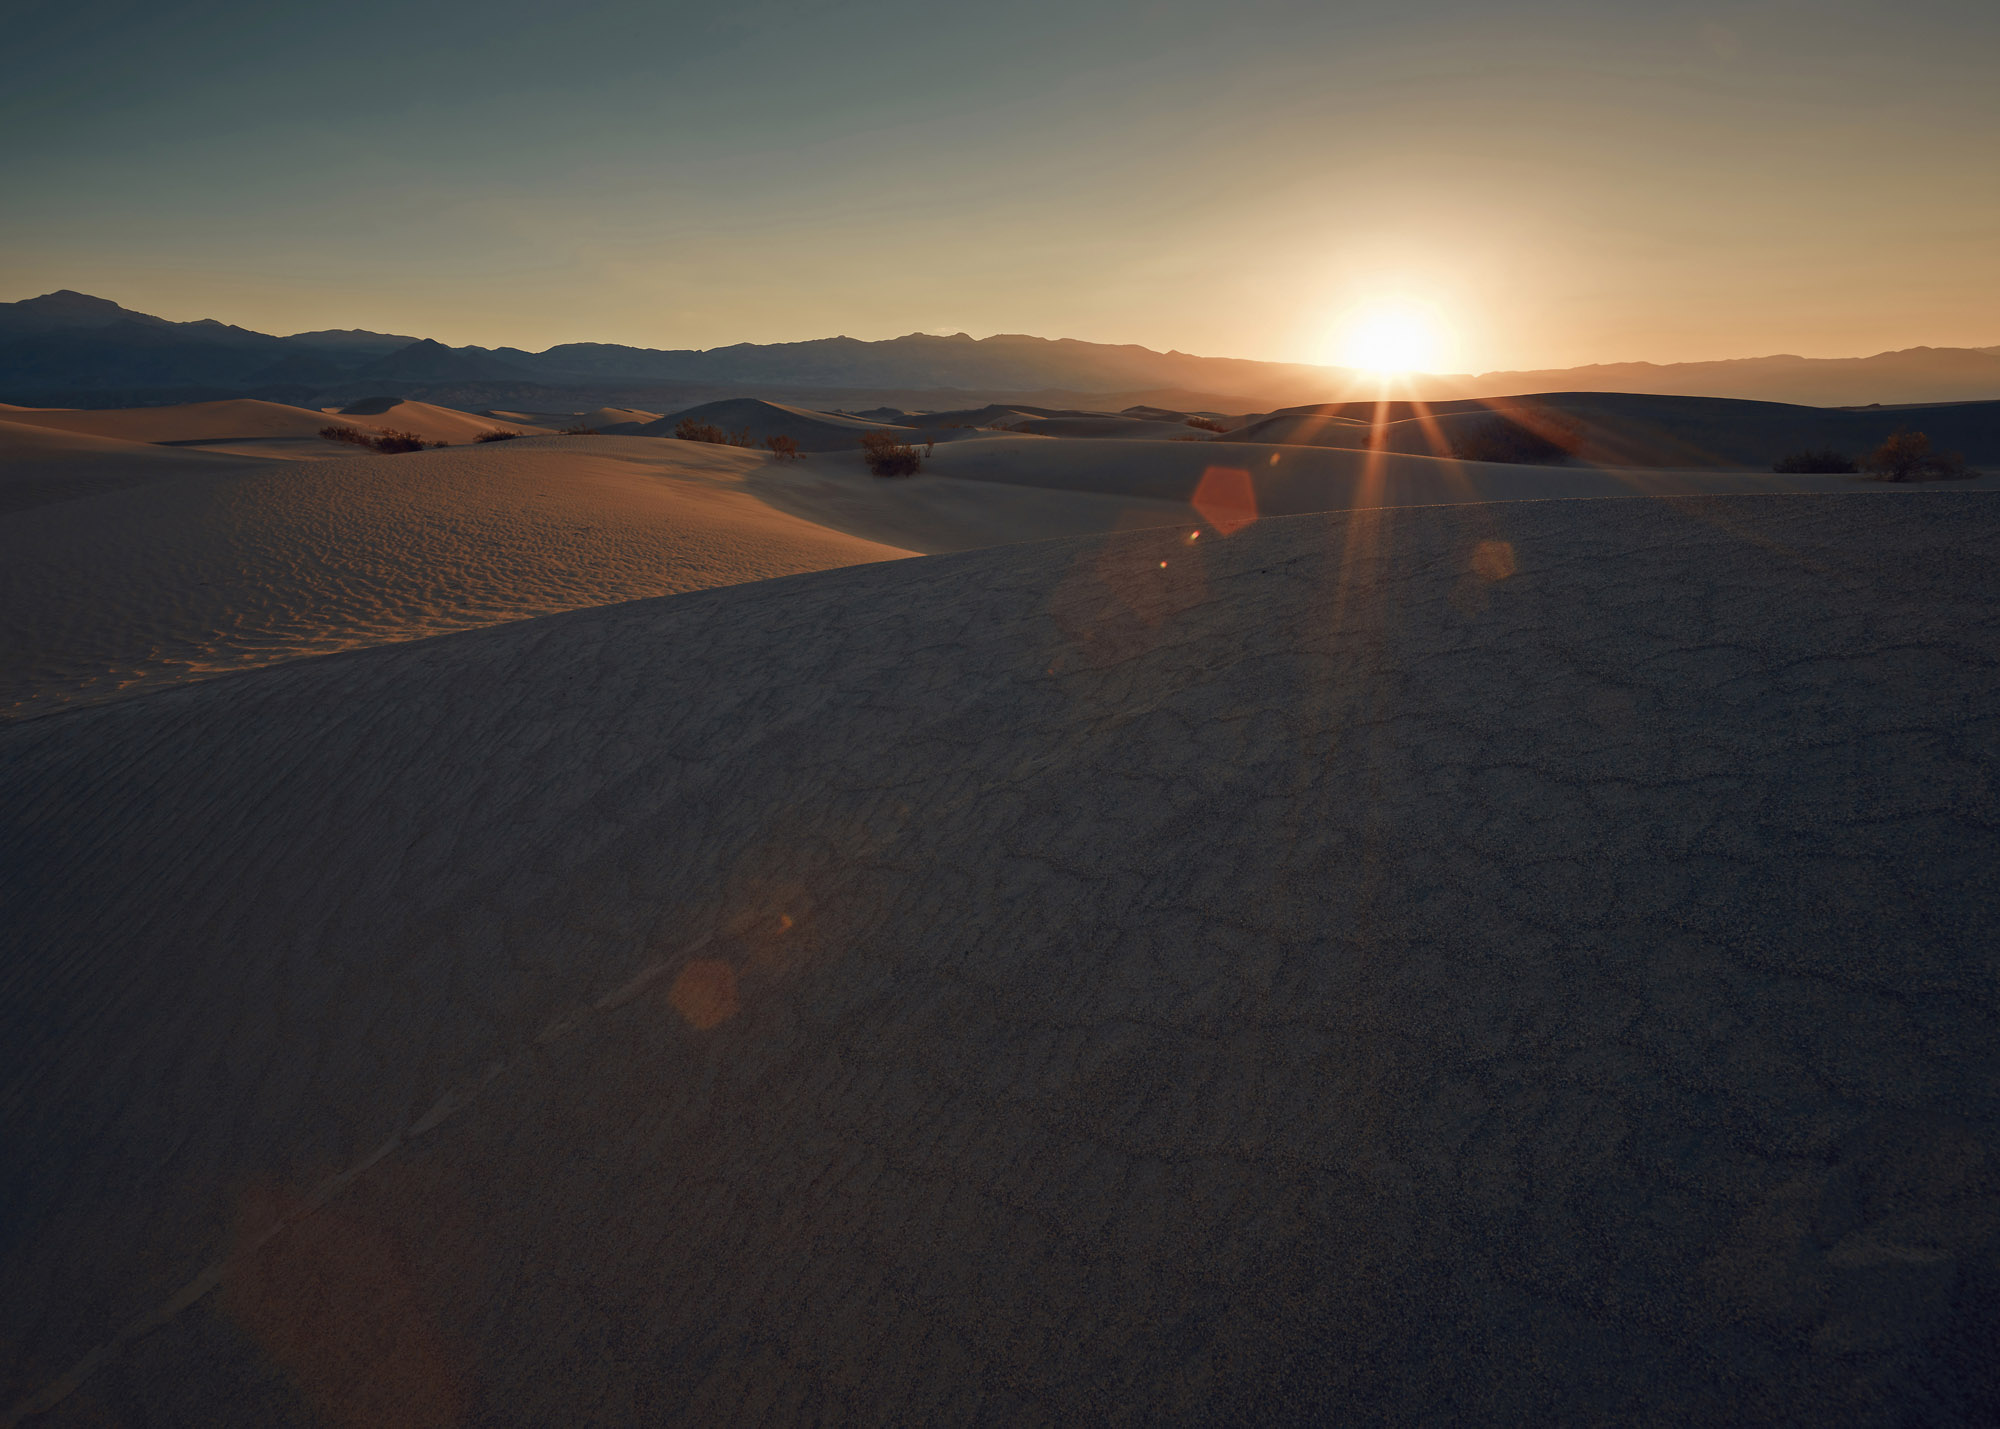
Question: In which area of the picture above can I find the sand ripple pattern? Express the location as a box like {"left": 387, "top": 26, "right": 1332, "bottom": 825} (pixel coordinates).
{"left": 0, "top": 438, "right": 911, "bottom": 720}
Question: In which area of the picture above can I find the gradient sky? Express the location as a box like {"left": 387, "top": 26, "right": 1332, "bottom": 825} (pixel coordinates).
{"left": 4, "top": 0, "right": 1996, "bottom": 370}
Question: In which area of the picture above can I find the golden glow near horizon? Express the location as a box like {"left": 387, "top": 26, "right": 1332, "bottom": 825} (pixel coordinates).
{"left": 1334, "top": 299, "right": 1455, "bottom": 376}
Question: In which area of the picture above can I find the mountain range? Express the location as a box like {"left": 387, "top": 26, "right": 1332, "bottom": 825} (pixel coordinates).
{"left": 4, "top": 289, "right": 1998, "bottom": 411}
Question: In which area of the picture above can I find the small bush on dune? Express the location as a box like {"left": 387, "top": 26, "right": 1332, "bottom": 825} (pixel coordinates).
{"left": 322, "top": 423, "right": 444, "bottom": 454}
{"left": 1169, "top": 432, "right": 1209, "bottom": 442}
{"left": 765, "top": 434, "right": 802, "bottom": 461}
{"left": 560, "top": 424, "right": 600, "bottom": 436}
{"left": 1185, "top": 415, "right": 1228, "bottom": 433}
{"left": 860, "top": 430, "right": 922, "bottom": 477}
{"left": 1863, "top": 428, "right": 1969, "bottom": 482}
{"left": 474, "top": 429, "right": 521, "bottom": 443}
{"left": 1771, "top": 447, "right": 1856, "bottom": 474}
{"left": 674, "top": 418, "right": 729, "bottom": 444}
{"left": 727, "top": 427, "right": 757, "bottom": 448}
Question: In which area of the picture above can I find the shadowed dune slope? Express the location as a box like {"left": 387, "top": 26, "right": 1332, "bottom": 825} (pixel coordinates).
{"left": 1225, "top": 392, "right": 2000, "bottom": 469}
{"left": 3, "top": 492, "right": 1997, "bottom": 1426}
{"left": 0, "top": 437, "right": 912, "bottom": 719}
{"left": 0, "top": 419, "right": 264, "bottom": 514}
{"left": 913, "top": 434, "right": 2000, "bottom": 508}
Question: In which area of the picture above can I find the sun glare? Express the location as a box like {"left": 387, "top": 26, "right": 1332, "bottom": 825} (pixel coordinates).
{"left": 1336, "top": 301, "right": 1451, "bottom": 376}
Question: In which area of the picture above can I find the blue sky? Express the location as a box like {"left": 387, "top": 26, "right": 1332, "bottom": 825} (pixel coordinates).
{"left": 3, "top": 0, "right": 1995, "bottom": 368}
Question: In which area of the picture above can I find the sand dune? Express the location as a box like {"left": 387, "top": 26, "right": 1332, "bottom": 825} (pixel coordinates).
{"left": 2, "top": 492, "right": 1995, "bottom": 1424}
{"left": 908, "top": 433, "right": 2000, "bottom": 508}
{"left": 332, "top": 397, "right": 549, "bottom": 442}
{"left": 0, "top": 398, "right": 368, "bottom": 444}
{"left": 1225, "top": 392, "right": 2000, "bottom": 469}
{"left": 1007, "top": 414, "right": 1200, "bottom": 439}
{"left": 640, "top": 397, "right": 919, "bottom": 450}
{"left": 0, "top": 418, "right": 264, "bottom": 514}
{"left": 0, "top": 437, "right": 911, "bottom": 719}
{"left": 573, "top": 405, "right": 662, "bottom": 431}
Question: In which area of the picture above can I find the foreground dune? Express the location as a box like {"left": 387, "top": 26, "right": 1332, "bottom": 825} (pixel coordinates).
{"left": 0, "top": 437, "right": 913, "bottom": 719}
{"left": 2, "top": 491, "right": 1996, "bottom": 1425}
{"left": 0, "top": 419, "right": 264, "bottom": 514}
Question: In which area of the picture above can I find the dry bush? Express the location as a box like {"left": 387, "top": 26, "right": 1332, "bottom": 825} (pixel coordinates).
{"left": 1863, "top": 428, "right": 1968, "bottom": 482}
{"left": 319, "top": 423, "right": 442, "bottom": 454}
{"left": 559, "top": 424, "right": 600, "bottom": 436}
{"left": 860, "top": 430, "right": 921, "bottom": 477}
{"left": 727, "top": 427, "right": 756, "bottom": 448}
{"left": 473, "top": 430, "right": 521, "bottom": 444}
{"left": 1771, "top": 447, "right": 1856, "bottom": 474}
{"left": 1185, "top": 415, "right": 1228, "bottom": 433}
{"left": 765, "top": 434, "right": 802, "bottom": 461}
{"left": 674, "top": 418, "right": 729, "bottom": 444}
{"left": 1169, "top": 433, "right": 1209, "bottom": 442}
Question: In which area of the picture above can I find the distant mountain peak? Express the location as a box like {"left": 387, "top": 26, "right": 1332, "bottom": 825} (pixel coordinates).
{"left": 1, "top": 289, "right": 170, "bottom": 330}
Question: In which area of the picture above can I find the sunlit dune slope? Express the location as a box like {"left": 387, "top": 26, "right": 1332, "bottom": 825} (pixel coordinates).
{"left": 2, "top": 492, "right": 1996, "bottom": 1424}
{"left": 332, "top": 397, "right": 549, "bottom": 441}
{"left": 0, "top": 436, "right": 912, "bottom": 719}
{"left": 0, "top": 418, "right": 264, "bottom": 514}
{"left": 0, "top": 398, "right": 374, "bottom": 444}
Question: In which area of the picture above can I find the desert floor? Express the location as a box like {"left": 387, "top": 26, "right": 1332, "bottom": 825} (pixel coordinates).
{"left": 3, "top": 410, "right": 1997, "bottom": 1425}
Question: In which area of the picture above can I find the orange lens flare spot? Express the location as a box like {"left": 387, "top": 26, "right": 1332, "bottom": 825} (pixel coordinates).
{"left": 1471, "top": 540, "right": 1517, "bottom": 581}
{"left": 1192, "top": 465, "right": 1257, "bottom": 535}
{"left": 669, "top": 958, "right": 740, "bottom": 1030}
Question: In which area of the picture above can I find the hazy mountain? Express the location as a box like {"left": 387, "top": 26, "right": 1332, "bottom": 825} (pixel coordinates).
{"left": 1449, "top": 348, "right": 2000, "bottom": 408}
{"left": 2, "top": 290, "right": 1996, "bottom": 409}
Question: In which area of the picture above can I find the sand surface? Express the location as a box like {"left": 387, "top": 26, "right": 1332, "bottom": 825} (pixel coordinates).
{"left": 328, "top": 399, "right": 549, "bottom": 442}
{"left": 0, "top": 420, "right": 265, "bottom": 514}
{"left": 2, "top": 491, "right": 1995, "bottom": 1425}
{"left": 917, "top": 434, "right": 2000, "bottom": 506}
{"left": 0, "top": 399, "right": 383, "bottom": 444}
{"left": 0, "top": 437, "right": 912, "bottom": 719}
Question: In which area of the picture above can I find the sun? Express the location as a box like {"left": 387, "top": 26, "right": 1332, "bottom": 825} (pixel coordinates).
{"left": 1336, "top": 300, "right": 1451, "bottom": 376}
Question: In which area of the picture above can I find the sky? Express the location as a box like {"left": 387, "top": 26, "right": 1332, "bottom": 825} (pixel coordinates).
{"left": 3, "top": 0, "right": 1997, "bottom": 372}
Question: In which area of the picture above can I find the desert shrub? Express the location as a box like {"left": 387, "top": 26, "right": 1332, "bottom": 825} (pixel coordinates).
{"left": 474, "top": 430, "right": 521, "bottom": 443}
{"left": 765, "top": 434, "right": 802, "bottom": 461}
{"left": 860, "top": 430, "right": 921, "bottom": 477}
{"left": 1169, "top": 432, "right": 1209, "bottom": 442}
{"left": 1863, "top": 428, "right": 1968, "bottom": 482}
{"left": 674, "top": 418, "right": 729, "bottom": 444}
{"left": 1771, "top": 447, "right": 1855, "bottom": 474}
{"left": 1185, "top": 415, "right": 1228, "bottom": 433}
{"left": 1450, "top": 421, "right": 1571, "bottom": 465}
{"left": 319, "top": 422, "right": 442, "bottom": 453}
{"left": 727, "top": 427, "right": 757, "bottom": 448}
{"left": 559, "top": 424, "right": 600, "bottom": 436}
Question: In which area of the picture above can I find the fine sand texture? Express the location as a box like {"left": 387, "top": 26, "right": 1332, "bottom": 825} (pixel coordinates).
{"left": 0, "top": 419, "right": 265, "bottom": 514}
{"left": 0, "top": 437, "right": 912, "bottom": 719}
{"left": 2, "top": 491, "right": 1996, "bottom": 1425}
